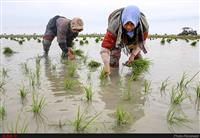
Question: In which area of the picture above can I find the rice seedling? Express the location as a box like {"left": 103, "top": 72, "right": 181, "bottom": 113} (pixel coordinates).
{"left": 8, "top": 114, "right": 29, "bottom": 133}
{"left": 115, "top": 106, "right": 130, "bottom": 126}
{"left": 29, "top": 72, "right": 36, "bottom": 90}
{"left": 143, "top": 80, "right": 152, "bottom": 94}
{"left": 95, "top": 38, "right": 99, "bottom": 43}
{"left": 184, "top": 71, "right": 200, "bottom": 88}
{"left": 185, "top": 39, "right": 189, "bottom": 43}
{"left": 160, "top": 38, "right": 165, "bottom": 45}
{"left": 0, "top": 80, "right": 6, "bottom": 91}
{"left": 82, "top": 37, "right": 87, "bottom": 41}
{"left": 160, "top": 77, "right": 170, "bottom": 92}
{"left": 37, "top": 39, "right": 41, "bottom": 43}
{"left": 79, "top": 40, "right": 84, "bottom": 45}
{"left": 30, "top": 93, "right": 46, "bottom": 114}
{"left": 88, "top": 60, "right": 101, "bottom": 69}
{"left": 21, "top": 62, "right": 30, "bottom": 75}
{"left": 190, "top": 41, "right": 197, "bottom": 46}
{"left": 167, "top": 107, "right": 189, "bottom": 126}
{"left": 3, "top": 47, "right": 14, "bottom": 55}
{"left": 35, "top": 56, "right": 41, "bottom": 81}
{"left": 177, "top": 72, "right": 187, "bottom": 91}
{"left": 0, "top": 105, "right": 6, "bottom": 120}
{"left": 87, "top": 72, "right": 91, "bottom": 80}
{"left": 51, "top": 64, "right": 56, "bottom": 70}
{"left": 2, "top": 68, "right": 9, "bottom": 78}
{"left": 122, "top": 78, "right": 132, "bottom": 100}
{"left": 166, "top": 38, "right": 172, "bottom": 43}
{"left": 83, "top": 54, "right": 89, "bottom": 65}
{"left": 64, "top": 77, "right": 76, "bottom": 90}
{"left": 196, "top": 84, "right": 200, "bottom": 98}
{"left": 73, "top": 49, "right": 84, "bottom": 57}
{"left": 99, "top": 68, "right": 107, "bottom": 80}
{"left": 84, "top": 85, "right": 93, "bottom": 101}
{"left": 19, "top": 85, "right": 28, "bottom": 99}
{"left": 170, "top": 87, "right": 186, "bottom": 105}
{"left": 70, "top": 106, "right": 101, "bottom": 132}
{"left": 128, "top": 59, "right": 151, "bottom": 80}
{"left": 18, "top": 40, "right": 23, "bottom": 45}
{"left": 85, "top": 40, "right": 89, "bottom": 44}
{"left": 66, "top": 61, "right": 77, "bottom": 77}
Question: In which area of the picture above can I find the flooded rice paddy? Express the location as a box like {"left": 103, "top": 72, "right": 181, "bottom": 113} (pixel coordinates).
{"left": 0, "top": 36, "right": 199, "bottom": 133}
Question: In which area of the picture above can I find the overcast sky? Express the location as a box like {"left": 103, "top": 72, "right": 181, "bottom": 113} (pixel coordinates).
{"left": 1, "top": 0, "right": 199, "bottom": 34}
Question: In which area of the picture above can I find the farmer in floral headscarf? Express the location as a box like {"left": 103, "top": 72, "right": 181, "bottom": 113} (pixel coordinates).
{"left": 42, "top": 15, "right": 84, "bottom": 59}
{"left": 100, "top": 5, "right": 149, "bottom": 75}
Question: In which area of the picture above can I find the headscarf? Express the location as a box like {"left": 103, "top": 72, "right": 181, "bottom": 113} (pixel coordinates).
{"left": 70, "top": 17, "right": 84, "bottom": 30}
{"left": 121, "top": 5, "right": 141, "bottom": 37}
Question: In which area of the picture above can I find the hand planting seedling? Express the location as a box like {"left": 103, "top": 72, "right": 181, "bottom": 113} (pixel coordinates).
{"left": 123, "top": 58, "right": 151, "bottom": 80}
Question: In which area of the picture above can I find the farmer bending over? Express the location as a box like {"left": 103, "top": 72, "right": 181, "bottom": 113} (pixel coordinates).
{"left": 42, "top": 15, "right": 84, "bottom": 59}
{"left": 100, "top": 5, "right": 149, "bottom": 75}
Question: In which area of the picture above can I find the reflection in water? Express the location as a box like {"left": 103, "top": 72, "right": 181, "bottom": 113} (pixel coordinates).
{"left": 43, "top": 56, "right": 83, "bottom": 97}
{"left": 99, "top": 68, "right": 146, "bottom": 132}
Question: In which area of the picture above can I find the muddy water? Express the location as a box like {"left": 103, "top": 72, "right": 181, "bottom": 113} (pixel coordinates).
{"left": 0, "top": 37, "right": 199, "bottom": 133}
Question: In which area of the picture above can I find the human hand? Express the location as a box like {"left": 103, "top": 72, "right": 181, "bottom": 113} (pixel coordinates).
{"left": 124, "top": 53, "right": 135, "bottom": 66}
{"left": 67, "top": 48, "right": 75, "bottom": 60}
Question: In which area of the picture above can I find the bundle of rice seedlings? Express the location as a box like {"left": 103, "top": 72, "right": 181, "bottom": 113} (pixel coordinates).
{"left": 88, "top": 60, "right": 101, "bottom": 68}
{"left": 128, "top": 58, "right": 151, "bottom": 80}
{"left": 73, "top": 49, "right": 84, "bottom": 57}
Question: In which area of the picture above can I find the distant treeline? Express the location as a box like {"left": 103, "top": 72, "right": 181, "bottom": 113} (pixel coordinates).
{"left": 0, "top": 33, "right": 200, "bottom": 40}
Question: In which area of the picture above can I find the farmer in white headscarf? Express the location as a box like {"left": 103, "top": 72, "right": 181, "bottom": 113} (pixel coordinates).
{"left": 100, "top": 5, "right": 149, "bottom": 75}
{"left": 42, "top": 15, "right": 84, "bottom": 59}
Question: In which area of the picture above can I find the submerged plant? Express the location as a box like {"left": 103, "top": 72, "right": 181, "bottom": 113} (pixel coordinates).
{"left": 70, "top": 106, "right": 101, "bottom": 132}
{"left": 129, "top": 59, "right": 151, "bottom": 80}
{"left": 144, "top": 80, "right": 152, "bottom": 94}
{"left": 88, "top": 60, "right": 101, "bottom": 69}
{"left": 3, "top": 47, "right": 14, "bottom": 55}
{"left": 115, "top": 106, "right": 130, "bottom": 126}
{"left": 84, "top": 85, "right": 93, "bottom": 101}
